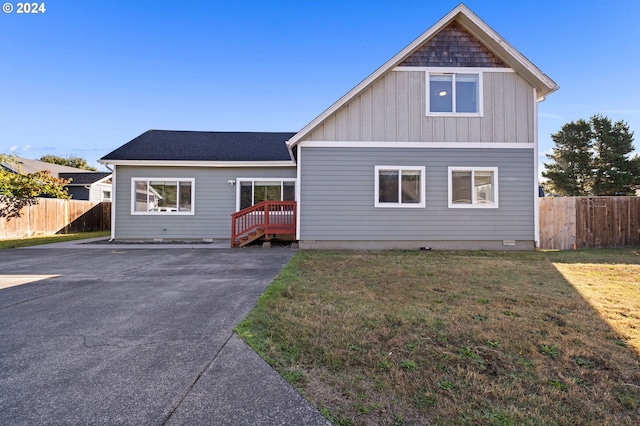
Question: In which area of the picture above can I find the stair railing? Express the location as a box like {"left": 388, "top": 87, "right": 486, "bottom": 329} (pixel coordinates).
{"left": 231, "top": 201, "right": 296, "bottom": 247}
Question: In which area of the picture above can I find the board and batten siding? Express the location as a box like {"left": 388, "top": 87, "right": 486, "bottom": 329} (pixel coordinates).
{"left": 302, "top": 71, "right": 534, "bottom": 144}
{"left": 298, "top": 147, "right": 535, "bottom": 248}
{"left": 114, "top": 166, "right": 296, "bottom": 240}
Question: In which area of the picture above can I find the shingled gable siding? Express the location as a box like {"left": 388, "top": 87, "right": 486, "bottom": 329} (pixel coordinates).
{"left": 400, "top": 21, "right": 506, "bottom": 68}
{"left": 113, "top": 165, "right": 295, "bottom": 240}
{"left": 298, "top": 147, "right": 535, "bottom": 249}
{"left": 303, "top": 70, "right": 533, "bottom": 143}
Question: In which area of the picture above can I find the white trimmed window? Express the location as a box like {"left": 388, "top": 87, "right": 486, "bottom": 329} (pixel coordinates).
{"left": 375, "top": 166, "right": 425, "bottom": 208}
{"left": 131, "top": 178, "right": 195, "bottom": 214}
{"left": 428, "top": 72, "right": 482, "bottom": 115}
{"left": 237, "top": 179, "right": 296, "bottom": 211}
{"left": 448, "top": 167, "right": 498, "bottom": 208}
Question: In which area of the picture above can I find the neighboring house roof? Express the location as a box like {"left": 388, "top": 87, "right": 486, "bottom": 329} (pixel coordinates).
{"left": 59, "top": 172, "right": 112, "bottom": 186}
{"left": 1, "top": 156, "right": 94, "bottom": 177}
{"left": 100, "top": 130, "right": 297, "bottom": 165}
{"left": 287, "top": 3, "right": 559, "bottom": 148}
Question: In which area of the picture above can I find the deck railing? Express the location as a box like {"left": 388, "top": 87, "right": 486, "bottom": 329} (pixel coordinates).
{"left": 231, "top": 200, "right": 296, "bottom": 247}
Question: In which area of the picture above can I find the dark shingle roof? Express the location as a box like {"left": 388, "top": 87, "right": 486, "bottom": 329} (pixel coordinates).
{"left": 59, "top": 172, "right": 112, "bottom": 185}
{"left": 101, "top": 130, "right": 296, "bottom": 162}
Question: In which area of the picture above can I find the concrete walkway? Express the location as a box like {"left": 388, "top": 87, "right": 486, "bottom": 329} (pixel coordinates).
{"left": 0, "top": 242, "right": 329, "bottom": 425}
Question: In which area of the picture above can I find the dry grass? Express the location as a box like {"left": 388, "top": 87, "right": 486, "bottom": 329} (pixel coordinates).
{"left": 552, "top": 259, "right": 640, "bottom": 355}
{"left": 236, "top": 249, "right": 640, "bottom": 425}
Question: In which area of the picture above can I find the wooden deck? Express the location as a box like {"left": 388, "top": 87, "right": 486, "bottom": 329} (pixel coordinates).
{"left": 231, "top": 201, "right": 296, "bottom": 247}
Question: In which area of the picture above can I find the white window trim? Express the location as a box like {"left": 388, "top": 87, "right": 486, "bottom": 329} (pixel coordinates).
{"left": 426, "top": 71, "right": 483, "bottom": 117}
{"left": 448, "top": 167, "right": 498, "bottom": 209}
{"left": 235, "top": 178, "right": 297, "bottom": 212}
{"left": 131, "top": 177, "right": 195, "bottom": 215}
{"left": 374, "top": 166, "right": 426, "bottom": 208}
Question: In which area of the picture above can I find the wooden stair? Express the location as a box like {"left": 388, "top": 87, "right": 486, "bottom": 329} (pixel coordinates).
{"left": 235, "top": 228, "right": 265, "bottom": 248}
{"left": 230, "top": 201, "right": 296, "bottom": 248}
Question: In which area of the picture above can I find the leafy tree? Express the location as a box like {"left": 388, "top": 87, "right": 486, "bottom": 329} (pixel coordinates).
{"left": 39, "top": 154, "right": 98, "bottom": 171}
{"left": 0, "top": 154, "right": 71, "bottom": 220}
{"left": 542, "top": 119, "right": 594, "bottom": 196}
{"left": 543, "top": 115, "right": 640, "bottom": 196}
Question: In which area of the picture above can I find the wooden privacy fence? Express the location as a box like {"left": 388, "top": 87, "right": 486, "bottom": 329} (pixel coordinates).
{"left": 539, "top": 197, "right": 640, "bottom": 250}
{"left": 0, "top": 198, "right": 111, "bottom": 240}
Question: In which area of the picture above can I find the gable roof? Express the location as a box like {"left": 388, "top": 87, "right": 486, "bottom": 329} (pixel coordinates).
{"left": 287, "top": 3, "right": 558, "bottom": 148}
{"left": 1, "top": 156, "right": 96, "bottom": 177}
{"left": 100, "top": 130, "right": 296, "bottom": 165}
{"left": 59, "top": 172, "right": 112, "bottom": 186}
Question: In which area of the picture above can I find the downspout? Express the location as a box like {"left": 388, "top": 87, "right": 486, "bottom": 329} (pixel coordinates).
{"left": 534, "top": 82, "right": 559, "bottom": 249}
{"left": 533, "top": 88, "right": 540, "bottom": 249}
{"left": 105, "top": 164, "right": 116, "bottom": 242}
{"left": 287, "top": 141, "right": 301, "bottom": 242}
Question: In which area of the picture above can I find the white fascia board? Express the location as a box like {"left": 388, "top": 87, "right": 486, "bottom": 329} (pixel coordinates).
{"left": 285, "top": 143, "right": 297, "bottom": 164}
{"left": 94, "top": 174, "right": 113, "bottom": 185}
{"left": 454, "top": 8, "right": 558, "bottom": 97}
{"left": 287, "top": 4, "right": 557, "bottom": 148}
{"left": 97, "top": 160, "right": 296, "bottom": 168}
{"left": 393, "top": 66, "right": 514, "bottom": 73}
{"left": 298, "top": 141, "right": 534, "bottom": 149}
{"left": 287, "top": 6, "right": 465, "bottom": 149}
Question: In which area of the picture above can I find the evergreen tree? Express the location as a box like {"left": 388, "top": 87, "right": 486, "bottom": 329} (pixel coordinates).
{"left": 591, "top": 115, "right": 638, "bottom": 195}
{"left": 542, "top": 119, "right": 593, "bottom": 196}
{"left": 543, "top": 115, "right": 640, "bottom": 196}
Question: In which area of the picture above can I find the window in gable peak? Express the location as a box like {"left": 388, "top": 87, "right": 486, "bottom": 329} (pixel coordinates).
{"left": 428, "top": 72, "right": 481, "bottom": 116}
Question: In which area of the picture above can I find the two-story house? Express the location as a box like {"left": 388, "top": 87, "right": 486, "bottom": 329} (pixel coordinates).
{"left": 100, "top": 4, "right": 558, "bottom": 249}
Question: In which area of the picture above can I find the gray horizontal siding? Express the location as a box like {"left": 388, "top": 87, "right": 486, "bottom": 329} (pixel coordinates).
{"left": 114, "top": 166, "right": 296, "bottom": 240}
{"left": 299, "top": 147, "right": 535, "bottom": 241}
{"left": 304, "top": 71, "right": 534, "bottom": 143}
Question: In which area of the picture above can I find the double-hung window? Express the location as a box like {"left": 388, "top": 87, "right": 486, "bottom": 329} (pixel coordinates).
{"left": 448, "top": 167, "right": 498, "bottom": 208}
{"left": 132, "top": 178, "right": 195, "bottom": 214}
{"left": 429, "top": 72, "right": 481, "bottom": 115}
{"left": 375, "top": 166, "right": 425, "bottom": 208}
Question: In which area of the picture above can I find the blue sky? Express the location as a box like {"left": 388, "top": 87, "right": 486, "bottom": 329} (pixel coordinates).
{"left": 2, "top": 0, "right": 639, "bottom": 172}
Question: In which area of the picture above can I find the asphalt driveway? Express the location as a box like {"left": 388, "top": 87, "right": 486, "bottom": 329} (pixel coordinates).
{"left": 0, "top": 245, "right": 328, "bottom": 425}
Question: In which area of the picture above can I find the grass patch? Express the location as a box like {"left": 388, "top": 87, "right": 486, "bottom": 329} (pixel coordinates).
{"left": 0, "top": 231, "right": 109, "bottom": 249}
{"left": 236, "top": 249, "right": 640, "bottom": 425}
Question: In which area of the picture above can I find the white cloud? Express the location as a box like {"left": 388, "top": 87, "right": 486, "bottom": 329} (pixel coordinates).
{"left": 9, "top": 145, "right": 18, "bottom": 153}
{"left": 22, "top": 145, "right": 31, "bottom": 151}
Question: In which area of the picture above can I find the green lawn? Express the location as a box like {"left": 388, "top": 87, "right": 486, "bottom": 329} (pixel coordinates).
{"left": 0, "top": 231, "right": 110, "bottom": 249}
{"left": 236, "top": 249, "right": 640, "bottom": 425}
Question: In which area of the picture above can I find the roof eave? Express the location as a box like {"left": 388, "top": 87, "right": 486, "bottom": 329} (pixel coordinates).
{"left": 97, "top": 159, "right": 297, "bottom": 168}
{"left": 287, "top": 4, "right": 558, "bottom": 148}
{"left": 454, "top": 10, "right": 558, "bottom": 98}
